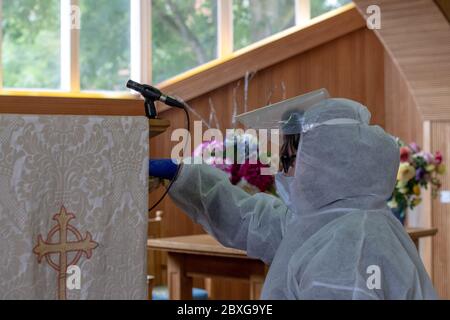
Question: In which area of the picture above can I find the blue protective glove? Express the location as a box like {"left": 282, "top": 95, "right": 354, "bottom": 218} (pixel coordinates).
{"left": 149, "top": 159, "right": 179, "bottom": 180}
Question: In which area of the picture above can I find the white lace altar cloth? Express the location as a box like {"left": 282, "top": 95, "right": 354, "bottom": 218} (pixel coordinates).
{"left": 0, "top": 115, "right": 149, "bottom": 299}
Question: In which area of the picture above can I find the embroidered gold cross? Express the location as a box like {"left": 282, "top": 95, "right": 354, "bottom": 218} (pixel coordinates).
{"left": 33, "top": 206, "right": 98, "bottom": 300}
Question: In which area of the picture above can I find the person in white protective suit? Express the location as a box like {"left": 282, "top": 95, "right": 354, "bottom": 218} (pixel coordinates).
{"left": 151, "top": 89, "right": 438, "bottom": 299}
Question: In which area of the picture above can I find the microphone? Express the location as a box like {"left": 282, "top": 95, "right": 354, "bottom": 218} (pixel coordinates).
{"left": 126, "top": 80, "right": 185, "bottom": 109}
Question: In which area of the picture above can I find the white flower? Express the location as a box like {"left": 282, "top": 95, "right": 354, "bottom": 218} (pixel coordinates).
{"left": 387, "top": 199, "right": 398, "bottom": 209}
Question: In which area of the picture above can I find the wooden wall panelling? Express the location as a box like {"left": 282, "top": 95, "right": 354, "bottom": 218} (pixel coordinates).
{"left": 384, "top": 52, "right": 424, "bottom": 146}
{"left": 354, "top": 0, "right": 450, "bottom": 296}
{"left": 383, "top": 49, "right": 439, "bottom": 279}
{"left": 429, "top": 121, "right": 450, "bottom": 299}
{"left": 383, "top": 50, "right": 435, "bottom": 279}
{"left": 353, "top": 0, "right": 450, "bottom": 120}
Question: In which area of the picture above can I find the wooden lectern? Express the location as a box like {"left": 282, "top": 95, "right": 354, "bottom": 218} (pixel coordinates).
{"left": 149, "top": 118, "right": 170, "bottom": 139}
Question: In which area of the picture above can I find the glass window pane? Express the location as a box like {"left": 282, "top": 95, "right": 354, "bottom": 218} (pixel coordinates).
{"left": 311, "top": 0, "right": 352, "bottom": 18}
{"left": 80, "top": 0, "right": 130, "bottom": 91}
{"left": 2, "top": 0, "right": 60, "bottom": 89}
{"left": 233, "top": 0, "right": 295, "bottom": 51}
{"left": 152, "top": 0, "right": 218, "bottom": 84}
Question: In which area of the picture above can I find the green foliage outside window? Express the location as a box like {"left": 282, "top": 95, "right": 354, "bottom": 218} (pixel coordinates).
{"left": 233, "top": 0, "right": 295, "bottom": 51}
{"left": 311, "top": 0, "right": 352, "bottom": 18}
{"left": 152, "top": 0, "right": 217, "bottom": 84}
{"left": 79, "top": 0, "right": 130, "bottom": 91}
{"left": 1, "top": 0, "right": 353, "bottom": 90}
{"left": 2, "top": 0, "right": 60, "bottom": 89}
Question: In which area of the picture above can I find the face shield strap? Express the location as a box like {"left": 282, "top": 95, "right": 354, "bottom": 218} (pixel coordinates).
{"left": 301, "top": 118, "right": 361, "bottom": 134}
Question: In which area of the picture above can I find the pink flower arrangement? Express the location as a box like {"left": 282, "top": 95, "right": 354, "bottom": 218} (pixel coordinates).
{"left": 224, "top": 161, "right": 275, "bottom": 194}
{"left": 193, "top": 134, "right": 276, "bottom": 195}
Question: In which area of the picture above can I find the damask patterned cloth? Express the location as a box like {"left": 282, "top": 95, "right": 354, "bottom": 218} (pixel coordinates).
{"left": 0, "top": 115, "right": 149, "bottom": 300}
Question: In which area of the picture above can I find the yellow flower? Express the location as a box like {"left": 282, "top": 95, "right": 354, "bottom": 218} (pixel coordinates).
{"left": 437, "top": 163, "right": 446, "bottom": 175}
{"left": 397, "top": 180, "right": 407, "bottom": 188}
{"left": 426, "top": 164, "right": 436, "bottom": 172}
{"left": 412, "top": 197, "right": 422, "bottom": 207}
{"left": 413, "top": 184, "right": 421, "bottom": 196}
{"left": 397, "top": 163, "right": 415, "bottom": 182}
{"left": 399, "top": 187, "right": 408, "bottom": 194}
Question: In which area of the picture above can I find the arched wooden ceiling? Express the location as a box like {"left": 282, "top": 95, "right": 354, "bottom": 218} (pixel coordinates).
{"left": 353, "top": 0, "right": 450, "bottom": 120}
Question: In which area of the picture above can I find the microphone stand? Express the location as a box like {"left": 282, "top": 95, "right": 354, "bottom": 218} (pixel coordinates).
{"left": 127, "top": 80, "right": 185, "bottom": 118}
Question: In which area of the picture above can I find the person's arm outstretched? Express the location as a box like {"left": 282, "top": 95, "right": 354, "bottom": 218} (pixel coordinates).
{"left": 166, "top": 162, "right": 288, "bottom": 264}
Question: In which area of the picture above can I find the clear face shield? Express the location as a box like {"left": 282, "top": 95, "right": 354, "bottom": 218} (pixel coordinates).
{"left": 235, "top": 88, "right": 330, "bottom": 135}
{"left": 235, "top": 89, "right": 329, "bottom": 175}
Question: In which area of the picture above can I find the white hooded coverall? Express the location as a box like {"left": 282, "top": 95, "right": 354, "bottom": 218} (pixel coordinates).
{"left": 168, "top": 98, "right": 437, "bottom": 299}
